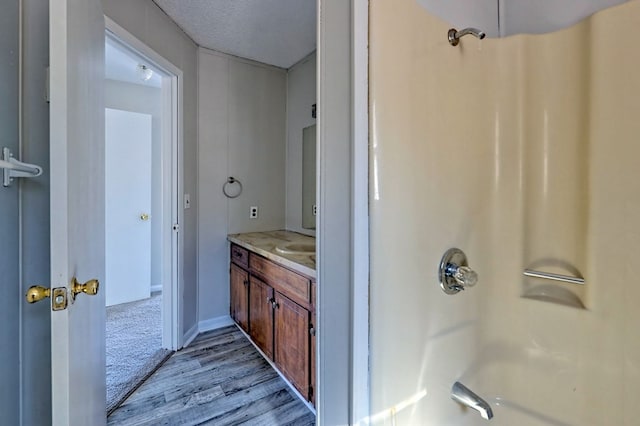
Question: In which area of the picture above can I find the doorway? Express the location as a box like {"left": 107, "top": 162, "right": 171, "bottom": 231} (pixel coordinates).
{"left": 104, "top": 26, "right": 181, "bottom": 412}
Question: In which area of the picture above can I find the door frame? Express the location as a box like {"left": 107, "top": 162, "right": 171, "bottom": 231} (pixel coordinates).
{"left": 316, "top": 0, "right": 370, "bottom": 424}
{"left": 351, "top": 1, "right": 370, "bottom": 422}
{"left": 105, "top": 16, "right": 183, "bottom": 350}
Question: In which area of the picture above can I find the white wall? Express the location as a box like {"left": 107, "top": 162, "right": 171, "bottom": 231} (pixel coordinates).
{"left": 285, "top": 52, "right": 317, "bottom": 236}
{"left": 103, "top": 0, "right": 199, "bottom": 336}
{"left": 368, "top": 1, "right": 640, "bottom": 424}
{"left": 197, "top": 48, "right": 287, "bottom": 323}
{"left": 105, "top": 79, "right": 163, "bottom": 290}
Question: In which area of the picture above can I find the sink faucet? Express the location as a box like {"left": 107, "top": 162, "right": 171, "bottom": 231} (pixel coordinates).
{"left": 451, "top": 381, "right": 494, "bottom": 420}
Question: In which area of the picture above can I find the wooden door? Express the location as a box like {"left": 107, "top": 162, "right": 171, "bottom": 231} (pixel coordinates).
{"left": 230, "top": 263, "right": 249, "bottom": 332}
{"left": 274, "top": 292, "right": 310, "bottom": 399}
{"left": 248, "top": 276, "right": 273, "bottom": 359}
{"left": 49, "top": 0, "right": 106, "bottom": 424}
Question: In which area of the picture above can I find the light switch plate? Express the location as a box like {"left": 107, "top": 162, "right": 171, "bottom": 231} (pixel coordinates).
{"left": 184, "top": 194, "right": 191, "bottom": 209}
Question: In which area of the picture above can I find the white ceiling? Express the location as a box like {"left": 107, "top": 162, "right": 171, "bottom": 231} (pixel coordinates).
{"left": 152, "top": 0, "right": 316, "bottom": 69}
{"left": 105, "top": 37, "right": 162, "bottom": 88}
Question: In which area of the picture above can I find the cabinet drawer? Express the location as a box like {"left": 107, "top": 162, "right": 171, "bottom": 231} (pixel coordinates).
{"left": 230, "top": 244, "right": 249, "bottom": 268}
{"left": 249, "top": 253, "right": 310, "bottom": 305}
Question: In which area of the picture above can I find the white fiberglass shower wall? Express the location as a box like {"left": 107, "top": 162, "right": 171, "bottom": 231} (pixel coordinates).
{"left": 368, "top": 0, "right": 640, "bottom": 424}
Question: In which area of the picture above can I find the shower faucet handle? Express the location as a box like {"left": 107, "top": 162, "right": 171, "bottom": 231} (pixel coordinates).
{"left": 453, "top": 265, "right": 478, "bottom": 288}
{"left": 439, "top": 248, "right": 478, "bottom": 294}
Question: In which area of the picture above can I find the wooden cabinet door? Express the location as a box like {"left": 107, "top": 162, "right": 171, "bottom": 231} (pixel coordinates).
{"left": 230, "top": 263, "right": 249, "bottom": 332}
{"left": 249, "top": 276, "right": 274, "bottom": 359}
{"left": 310, "top": 312, "right": 316, "bottom": 404}
{"left": 274, "top": 292, "right": 310, "bottom": 399}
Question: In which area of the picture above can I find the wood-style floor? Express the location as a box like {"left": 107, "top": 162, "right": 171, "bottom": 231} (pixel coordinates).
{"left": 107, "top": 325, "right": 316, "bottom": 425}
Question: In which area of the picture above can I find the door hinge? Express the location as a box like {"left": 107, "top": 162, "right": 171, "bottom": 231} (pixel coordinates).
{"left": 45, "top": 66, "right": 50, "bottom": 103}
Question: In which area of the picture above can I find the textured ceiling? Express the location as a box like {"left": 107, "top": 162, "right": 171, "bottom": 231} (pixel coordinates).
{"left": 152, "top": 0, "right": 316, "bottom": 69}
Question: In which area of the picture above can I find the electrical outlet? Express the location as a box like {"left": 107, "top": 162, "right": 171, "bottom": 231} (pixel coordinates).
{"left": 312, "top": 204, "right": 317, "bottom": 216}
{"left": 250, "top": 206, "right": 258, "bottom": 219}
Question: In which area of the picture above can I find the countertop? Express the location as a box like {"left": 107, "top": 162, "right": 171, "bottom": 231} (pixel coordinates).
{"left": 227, "top": 230, "right": 316, "bottom": 279}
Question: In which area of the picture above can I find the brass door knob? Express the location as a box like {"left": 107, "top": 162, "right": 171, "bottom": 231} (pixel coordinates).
{"left": 71, "top": 277, "right": 100, "bottom": 300}
{"left": 26, "top": 285, "right": 51, "bottom": 303}
{"left": 140, "top": 213, "right": 150, "bottom": 221}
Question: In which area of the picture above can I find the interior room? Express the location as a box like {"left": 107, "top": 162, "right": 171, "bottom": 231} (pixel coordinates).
{"left": 103, "top": 0, "right": 321, "bottom": 421}
{"left": 103, "top": 35, "right": 171, "bottom": 412}
{"left": 4, "top": 0, "right": 640, "bottom": 425}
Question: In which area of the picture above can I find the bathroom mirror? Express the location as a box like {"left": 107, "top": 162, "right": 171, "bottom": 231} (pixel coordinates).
{"left": 416, "top": 0, "right": 628, "bottom": 37}
{"left": 302, "top": 124, "right": 316, "bottom": 230}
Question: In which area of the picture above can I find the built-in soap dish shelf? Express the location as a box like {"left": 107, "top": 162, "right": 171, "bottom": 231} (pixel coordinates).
{"left": 522, "top": 284, "right": 585, "bottom": 309}
{"left": 521, "top": 263, "right": 586, "bottom": 309}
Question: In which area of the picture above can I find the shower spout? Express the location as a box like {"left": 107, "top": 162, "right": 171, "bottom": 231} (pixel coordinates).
{"left": 448, "top": 28, "right": 486, "bottom": 46}
{"left": 451, "top": 381, "right": 494, "bottom": 420}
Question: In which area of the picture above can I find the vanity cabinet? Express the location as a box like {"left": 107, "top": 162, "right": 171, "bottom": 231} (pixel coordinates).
{"left": 229, "top": 263, "right": 249, "bottom": 332}
{"left": 229, "top": 243, "right": 315, "bottom": 403}
{"left": 248, "top": 276, "right": 274, "bottom": 359}
{"left": 274, "top": 291, "right": 310, "bottom": 399}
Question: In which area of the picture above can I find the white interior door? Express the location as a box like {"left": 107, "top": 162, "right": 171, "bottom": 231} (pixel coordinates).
{"left": 105, "top": 108, "right": 152, "bottom": 306}
{"left": 49, "top": 0, "right": 106, "bottom": 424}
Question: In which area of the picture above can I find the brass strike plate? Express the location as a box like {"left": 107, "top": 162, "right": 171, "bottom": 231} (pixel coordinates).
{"left": 51, "top": 287, "right": 68, "bottom": 311}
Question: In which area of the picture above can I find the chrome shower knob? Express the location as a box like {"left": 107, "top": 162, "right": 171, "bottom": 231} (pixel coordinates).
{"left": 453, "top": 265, "right": 478, "bottom": 288}
{"left": 439, "top": 248, "right": 478, "bottom": 294}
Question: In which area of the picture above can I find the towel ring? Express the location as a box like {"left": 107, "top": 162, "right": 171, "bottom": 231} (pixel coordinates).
{"left": 223, "top": 177, "right": 243, "bottom": 198}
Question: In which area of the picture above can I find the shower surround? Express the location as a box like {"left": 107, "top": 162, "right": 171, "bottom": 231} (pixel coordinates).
{"left": 368, "top": 0, "right": 640, "bottom": 424}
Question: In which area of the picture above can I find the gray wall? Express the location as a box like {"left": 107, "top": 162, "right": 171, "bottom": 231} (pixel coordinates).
{"left": 285, "top": 52, "right": 317, "bottom": 236}
{"left": 103, "top": 0, "right": 200, "bottom": 336}
{"left": 197, "top": 48, "right": 287, "bottom": 323}
{"left": 0, "top": 0, "right": 54, "bottom": 424}
{"left": 105, "top": 79, "right": 163, "bottom": 289}
{"left": 21, "top": 0, "right": 52, "bottom": 423}
{"left": 1, "top": 1, "right": 21, "bottom": 424}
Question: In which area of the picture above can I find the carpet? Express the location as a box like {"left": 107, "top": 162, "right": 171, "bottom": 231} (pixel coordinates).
{"left": 106, "top": 293, "right": 172, "bottom": 413}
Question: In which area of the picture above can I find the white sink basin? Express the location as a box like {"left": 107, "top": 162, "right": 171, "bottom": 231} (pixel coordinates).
{"left": 275, "top": 242, "right": 315, "bottom": 255}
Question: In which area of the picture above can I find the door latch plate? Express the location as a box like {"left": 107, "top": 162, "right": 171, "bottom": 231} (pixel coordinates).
{"left": 51, "top": 287, "right": 68, "bottom": 311}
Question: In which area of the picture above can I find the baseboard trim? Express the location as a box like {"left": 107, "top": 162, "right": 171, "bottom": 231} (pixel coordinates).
{"left": 199, "top": 315, "right": 234, "bottom": 334}
{"left": 182, "top": 316, "right": 234, "bottom": 349}
{"left": 182, "top": 322, "right": 199, "bottom": 349}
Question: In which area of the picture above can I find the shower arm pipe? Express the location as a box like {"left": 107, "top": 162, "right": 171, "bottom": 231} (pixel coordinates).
{"left": 448, "top": 28, "right": 486, "bottom": 46}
